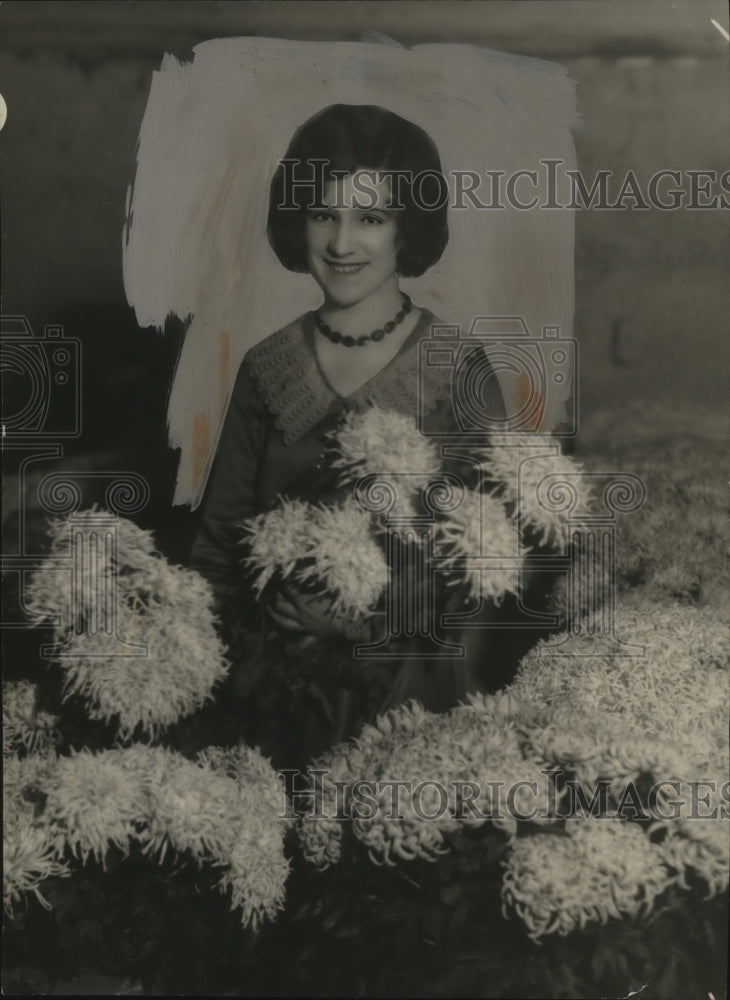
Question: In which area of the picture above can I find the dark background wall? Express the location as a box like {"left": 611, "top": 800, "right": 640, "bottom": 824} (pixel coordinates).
{"left": 1, "top": 0, "right": 728, "bottom": 554}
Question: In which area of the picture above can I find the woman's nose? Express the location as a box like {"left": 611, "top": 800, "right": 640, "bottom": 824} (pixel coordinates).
{"left": 327, "top": 218, "right": 354, "bottom": 257}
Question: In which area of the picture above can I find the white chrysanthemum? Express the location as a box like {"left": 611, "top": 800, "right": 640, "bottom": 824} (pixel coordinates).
{"left": 3, "top": 751, "right": 59, "bottom": 863}
{"left": 196, "top": 743, "right": 289, "bottom": 824}
{"left": 3, "top": 744, "right": 289, "bottom": 929}
{"left": 434, "top": 488, "right": 523, "bottom": 602}
{"left": 501, "top": 819, "right": 674, "bottom": 940}
{"left": 138, "top": 757, "right": 241, "bottom": 864}
{"left": 139, "top": 749, "right": 290, "bottom": 927}
{"left": 298, "top": 702, "right": 429, "bottom": 869}
{"left": 293, "top": 499, "right": 390, "bottom": 617}
{"left": 41, "top": 749, "right": 142, "bottom": 864}
{"left": 658, "top": 820, "right": 730, "bottom": 898}
{"left": 3, "top": 681, "right": 59, "bottom": 758}
{"left": 478, "top": 432, "right": 593, "bottom": 548}
{"left": 219, "top": 816, "right": 290, "bottom": 929}
{"left": 241, "top": 499, "right": 314, "bottom": 596}
{"left": 26, "top": 511, "right": 215, "bottom": 643}
{"left": 299, "top": 699, "right": 555, "bottom": 869}
{"left": 55, "top": 598, "right": 229, "bottom": 740}
{"left": 40, "top": 508, "right": 157, "bottom": 572}
{"left": 466, "top": 689, "right": 523, "bottom": 723}
{"left": 298, "top": 813, "right": 343, "bottom": 870}
{"left": 502, "top": 598, "right": 729, "bottom": 915}
{"left": 329, "top": 405, "right": 441, "bottom": 492}
{"left": 511, "top": 599, "right": 728, "bottom": 765}
{"left": 112, "top": 744, "right": 186, "bottom": 803}
{"left": 25, "top": 509, "right": 159, "bottom": 629}
{"left": 353, "top": 707, "right": 554, "bottom": 865}
{"left": 4, "top": 807, "right": 70, "bottom": 915}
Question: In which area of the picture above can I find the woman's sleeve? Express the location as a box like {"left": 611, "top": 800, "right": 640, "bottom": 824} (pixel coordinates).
{"left": 190, "top": 360, "right": 267, "bottom": 623}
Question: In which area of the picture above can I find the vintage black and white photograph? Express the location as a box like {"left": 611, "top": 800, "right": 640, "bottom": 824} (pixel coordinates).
{"left": 2, "top": 1, "right": 728, "bottom": 996}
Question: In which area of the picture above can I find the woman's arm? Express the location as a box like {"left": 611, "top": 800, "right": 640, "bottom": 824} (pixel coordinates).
{"left": 190, "top": 360, "right": 268, "bottom": 624}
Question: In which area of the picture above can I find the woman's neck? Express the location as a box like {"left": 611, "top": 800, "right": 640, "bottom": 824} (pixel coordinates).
{"left": 318, "top": 279, "right": 405, "bottom": 337}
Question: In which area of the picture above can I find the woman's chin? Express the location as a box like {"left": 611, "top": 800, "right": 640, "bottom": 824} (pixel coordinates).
{"left": 320, "top": 289, "right": 368, "bottom": 310}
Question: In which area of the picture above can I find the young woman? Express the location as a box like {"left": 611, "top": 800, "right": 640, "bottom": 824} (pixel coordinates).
{"left": 191, "top": 104, "right": 505, "bottom": 767}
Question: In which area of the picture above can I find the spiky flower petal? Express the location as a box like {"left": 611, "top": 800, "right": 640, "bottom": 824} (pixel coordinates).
{"left": 241, "top": 500, "right": 314, "bottom": 596}
{"left": 478, "top": 432, "right": 593, "bottom": 548}
{"left": 4, "top": 809, "right": 69, "bottom": 915}
{"left": 501, "top": 819, "right": 673, "bottom": 941}
{"left": 244, "top": 497, "right": 389, "bottom": 618}
{"left": 329, "top": 404, "right": 441, "bottom": 493}
{"left": 56, "top": 599, "right": 229, "bottom": 739}
{"left": 294, "top": 499, "right": 390, "bottom": 616}
{"left": 434, "top": 488, "right": 522, "bottom": 602}
{"left": 3, "top": 681, "right": 59, "bottom": 758}
{"left": 42, "top": 749, "right": 142, "bottom": 864}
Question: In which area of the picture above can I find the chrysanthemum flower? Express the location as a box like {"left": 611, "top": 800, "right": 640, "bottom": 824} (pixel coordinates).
{"left": 3, "top": 808, "right": 69, "bottom": 915}
{"left": 138, "top": 756, "right": 241, "bottom": 864}
{"left": 434, "top": 488, "right": 522, "bottom": 603}
{"left": 352, "top": 706, "right": 554, "bottom": 864}
{"left": 299, "top": 699, "right": 555, "bottom": 868}
{"left": 219, "top": 819, "right": 290, "bottom": 929}
{"left": 659, "top": 820, "right": 729, "bottom": 898}
{"left": 41, "top": 749, "right": 142, "bottom": 864}
{"left": 53, "top": 594, "right": 228, "bottom": 740}
{"left": 298, "top": 702, "right": 429, "bottom": 869}
{"left": 328, "top": 404, "right": 441, "bottom": 493}
{"left": 27, "top": 508, "right": 215, "bottom": 631}
{"left": 511, "top": 599, "right": 728, "bottom": 761}
{"left": 25, "top": 509, "right": 159, "bottom": 630}
{"left": 3, "top": 743, "right": 289, "bottom": 929}
{"left": 25, "top": 511, "right": 229, "bottom": 740}
{"left": 3, "top": 681, "right": 59, "bottom": 758}
{"left": 502, "top": 597, "right": 729, "bottom": 919}
{"left": 501, "top": 819, "right": 673, "bottom": 941}
{"left": 3, "top": 750, "right": 59, "bottom": 840}
{"left": 292, "top": 498, "right": 390, "bottom": 617}
{"left": 196, "top": 743, "right": 289, "bottom": 823}
{"left": 477, "top": 432, "right": 593, "bottom": 548}
{"left": 138, "top": 748, "right": 290, "bottom": 927}
{"left": 241, "top": 499, "right": 314, "bottom": 596}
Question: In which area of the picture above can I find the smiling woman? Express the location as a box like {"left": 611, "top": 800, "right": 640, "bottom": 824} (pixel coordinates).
{"left": 190, "top": 104, "right": 504, "bottom": 768}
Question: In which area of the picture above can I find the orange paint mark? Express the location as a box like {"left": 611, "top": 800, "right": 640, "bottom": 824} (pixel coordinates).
{"left": 512, "top": 374, "right": 544, "bottom": 431}
{"left": 191, "top": 412, "right": 211, "bottom": 492}
{"left": 219, "top": 329, "right": 230, "bottom": 409}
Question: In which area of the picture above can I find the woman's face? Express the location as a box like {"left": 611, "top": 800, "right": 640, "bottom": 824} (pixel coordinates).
{"left": 305, "top": 169, "right": 401, "bottom": 309}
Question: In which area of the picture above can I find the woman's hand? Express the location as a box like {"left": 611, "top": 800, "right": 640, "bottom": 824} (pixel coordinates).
{"left": 266, "top": 584, "right": 349, "bottom": 648}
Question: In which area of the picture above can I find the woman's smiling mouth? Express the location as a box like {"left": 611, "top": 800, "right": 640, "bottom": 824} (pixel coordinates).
{"left": 324, "top": 260, "right": 368, "bottom": 274}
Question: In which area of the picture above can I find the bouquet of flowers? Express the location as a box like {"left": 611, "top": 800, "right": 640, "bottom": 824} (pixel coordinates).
{"left": 237, "top": 405, "right": 592, "bottom": 709}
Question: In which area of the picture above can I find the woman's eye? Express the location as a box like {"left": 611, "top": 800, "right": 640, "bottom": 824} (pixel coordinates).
{"left": 309, "top": 211, "right": 334, "bottom": 222}
{"left": 361, "top": 215, "right": 383, "bottom": 225}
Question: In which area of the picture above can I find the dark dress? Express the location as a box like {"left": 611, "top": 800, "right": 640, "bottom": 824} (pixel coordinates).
{"left": 191, "top": 307, "right": 507, "bottom": 768}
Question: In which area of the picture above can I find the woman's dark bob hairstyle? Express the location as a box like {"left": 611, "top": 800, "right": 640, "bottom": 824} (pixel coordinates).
{"left": 267, "top": 104, "right": 449, "bottom": 278}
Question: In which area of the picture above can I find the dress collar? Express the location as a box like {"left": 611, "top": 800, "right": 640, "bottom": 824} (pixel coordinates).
{"left": 246, "top": 308, "right": 452, "bottom": 443}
